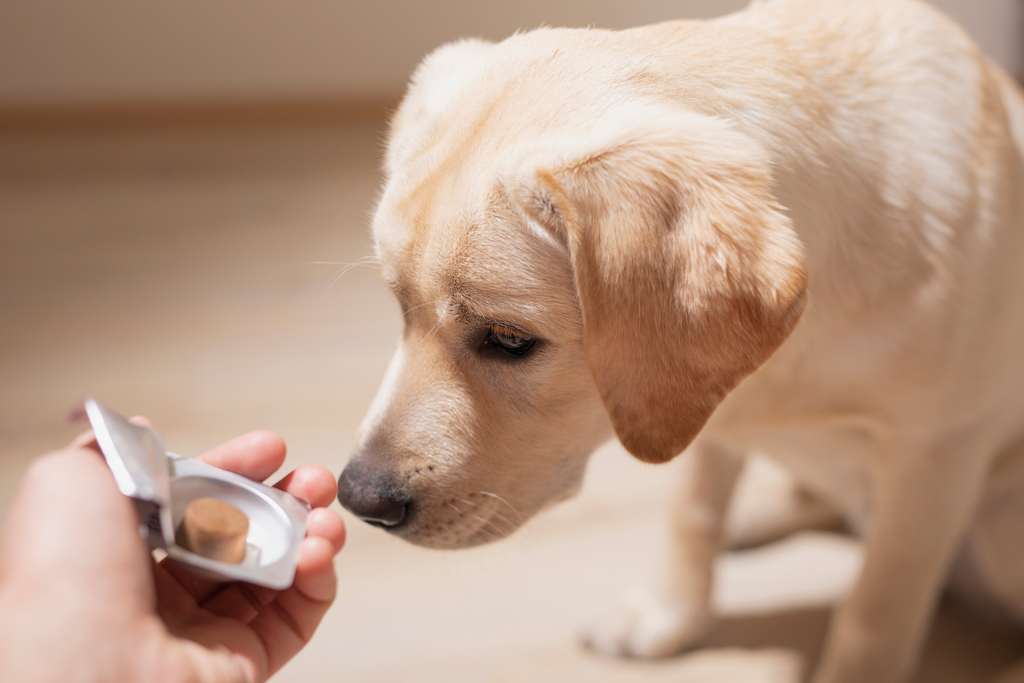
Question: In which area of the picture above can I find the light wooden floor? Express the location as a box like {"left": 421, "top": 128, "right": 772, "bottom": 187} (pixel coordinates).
{"left": 1, "top": 123, "right": 1020, "bottom": 682}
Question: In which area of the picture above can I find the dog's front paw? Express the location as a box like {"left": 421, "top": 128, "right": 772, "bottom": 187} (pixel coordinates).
{"left": 581, "top": 585, "right": 714, "bottom": 658}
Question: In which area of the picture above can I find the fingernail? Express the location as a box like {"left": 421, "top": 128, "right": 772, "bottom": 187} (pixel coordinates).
{"left": 66, "top": 400, "right": 88, "bottom": 425}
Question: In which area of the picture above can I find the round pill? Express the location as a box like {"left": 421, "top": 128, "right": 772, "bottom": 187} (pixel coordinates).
{"left": 176, "top": 497, "right": 249, "bottom": 564}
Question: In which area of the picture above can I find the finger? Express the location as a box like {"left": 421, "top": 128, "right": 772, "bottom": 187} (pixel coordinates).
{"left": 69, "top": 429, "right": 98, "bottom": 451}
{"left": 200, "top": 582, "right": 268, "bottom": 625}
{"left": 306, "top": 508, "right": 346, "bottom": 553}
{"left": 248, "top": 536, "right": 337, "bottom": 675}
{"left": 173, "top": 636, "right": 258, "bottom": 683}
{"left": 158, "top": 556, "right": 226, "bottom": 607}
{"left": 69, "top": 415, "right": 155, "bottom": 452}
{"left": 158, "top": 557, "right": 280, "bottom": 620}
{"left": 197, "top": 431, "right": 286, "bottom": 482}
{"left": 152, "top": 556, "right": 203, "bottom": 624}
{"left": 291, "top": 536, "right": 337, "bottom": 603}
{"left": 128, "top": 415, "right": 155, "bottom": 428}
{"left": 66, "top": 399, "right": 88, "bottom": 425}
{"left": 272, "top": 466, "right": 338, "bottom": 509}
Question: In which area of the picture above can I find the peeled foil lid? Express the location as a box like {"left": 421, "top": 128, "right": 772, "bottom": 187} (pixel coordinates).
{"left": 85, "top": 398, "right": 175, "bottom": 546}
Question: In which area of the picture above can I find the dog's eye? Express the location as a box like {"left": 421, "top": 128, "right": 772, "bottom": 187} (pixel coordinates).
{"left": 485, "top": 325, "right": 536, "bottom": 357}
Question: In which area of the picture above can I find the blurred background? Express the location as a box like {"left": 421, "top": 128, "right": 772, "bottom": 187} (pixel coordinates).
{"left": 1, "top": 1, "right": 1022, "bottom": 681}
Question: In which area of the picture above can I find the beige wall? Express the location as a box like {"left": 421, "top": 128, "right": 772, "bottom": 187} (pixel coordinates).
{"left": 0, "top": 0, "right": 1020, "bottom": 106}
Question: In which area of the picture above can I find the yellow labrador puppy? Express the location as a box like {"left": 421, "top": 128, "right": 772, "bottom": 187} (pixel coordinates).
{"left": 337, "top": 0, "right": 1024, "bottom": 681}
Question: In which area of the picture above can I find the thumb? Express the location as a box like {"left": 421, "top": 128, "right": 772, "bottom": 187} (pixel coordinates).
{"left": 175, "top": 640, "right": 259, "bottom": 683}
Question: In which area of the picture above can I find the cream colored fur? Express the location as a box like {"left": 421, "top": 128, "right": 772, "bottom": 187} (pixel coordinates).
{"left": 351, "top": 0, "right": 1024, "bottom": 681}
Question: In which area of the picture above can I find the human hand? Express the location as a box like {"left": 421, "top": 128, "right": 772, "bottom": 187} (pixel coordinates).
{"left": 0, "top": 420, "right": 345, "bottom": 683}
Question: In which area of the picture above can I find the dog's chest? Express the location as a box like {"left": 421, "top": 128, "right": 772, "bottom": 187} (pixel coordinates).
{"left": 714, "top": 415, "right": 878, "bottom": 533}
{"left": 703, "top": 326, "right": 899, "bottom": 532}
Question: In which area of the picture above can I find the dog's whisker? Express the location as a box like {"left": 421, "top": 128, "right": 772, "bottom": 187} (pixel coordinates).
{"left": 307, "top": 257, "right": 381, "bottom": 266}
{"left": 478, "top": 491, "right": 525, "bottom": 523}
{"left": 404, "top": 299, "right": 444, "bottom": 317}
{"left": 320, "top": 260, "right": 381, "bottom": 300}
{"left": 461, "top": 495, "right": 523, "bottom": 535}
{"left": 470, "top": 514, "right": 492, "bottom": 530}
{"left": 488, "top": 509, "right": 519, "bottom": 533}
{"left": 417, "top": 319, "right": 443, "bottom": 348}
{"left": 470, "top": 498, "right": 520, "bottom": 536}
{"left": 447, "top": 502, "right": 510, "bottom": 540}
{"left": 471, "top": 516, "right": 509, "bottom": 543}
{"left": 468, "top": 526, "right": 502, "bottom": 546}
{"left": 417, "top": 301, "right": 450, "bottom": 348}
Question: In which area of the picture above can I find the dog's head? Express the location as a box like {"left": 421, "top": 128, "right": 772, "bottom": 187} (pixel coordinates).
{"left": 338, "top": 34, "right": 807, "bottom": 548}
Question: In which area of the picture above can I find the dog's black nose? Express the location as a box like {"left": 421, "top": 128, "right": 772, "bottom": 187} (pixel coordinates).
{"left": 337, "top": 462, "right": 409, "bottom": 528}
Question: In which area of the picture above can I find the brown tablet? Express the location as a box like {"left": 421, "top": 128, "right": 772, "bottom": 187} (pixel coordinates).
{"left": 176, "top": 497, "right": 249, "bottom": 564}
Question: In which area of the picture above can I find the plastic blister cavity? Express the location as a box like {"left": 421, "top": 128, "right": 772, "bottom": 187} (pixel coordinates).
{"left": 85, "top": 398, "right": 309, "bottom": 589}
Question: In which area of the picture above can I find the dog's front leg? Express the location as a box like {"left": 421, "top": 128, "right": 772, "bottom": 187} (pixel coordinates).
{"left": 584, "top": 439, "right": 744, "bottom": 658}
{"left": 812, "top": 437, "right": 991, "bottom": 683}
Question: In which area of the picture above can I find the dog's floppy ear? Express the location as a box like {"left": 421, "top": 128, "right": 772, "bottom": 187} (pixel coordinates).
{"left": 513, "top": 108, "right": 807, "bottom": 464}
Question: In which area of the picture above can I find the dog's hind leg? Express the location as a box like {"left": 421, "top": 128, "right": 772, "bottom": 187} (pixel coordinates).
{"left": 951, "top": 436, "right": 1024, "bottom": 627}
{"left": 582, "top": 438, "right": 744, "bottom": 658}
{"left": 725, "top": 454, "right": 846, "bottom": 551}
